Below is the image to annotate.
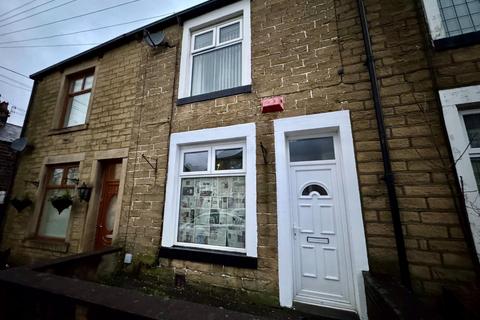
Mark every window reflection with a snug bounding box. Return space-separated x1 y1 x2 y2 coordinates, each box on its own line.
289 137 335 162
184 151 208 172
215 148 242 170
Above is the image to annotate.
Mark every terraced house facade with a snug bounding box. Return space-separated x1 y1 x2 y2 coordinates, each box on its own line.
1 0 480 318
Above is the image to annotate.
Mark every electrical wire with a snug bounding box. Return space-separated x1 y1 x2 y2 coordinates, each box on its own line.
0 43 99 48
0 65 30 79
0 79 32 91
0 0 41 18
0 0 57 23
0 0 78 29
0 0 141 37
0 74 32 89
0 13 173 45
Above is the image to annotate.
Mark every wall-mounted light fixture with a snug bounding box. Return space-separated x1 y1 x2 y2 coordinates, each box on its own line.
77 182 92 202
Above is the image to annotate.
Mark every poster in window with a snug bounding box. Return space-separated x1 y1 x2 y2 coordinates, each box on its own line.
178 224 194 243
209 226 227 246
195 209 210 225
177 176 246 248
183 187 194 196
194 225 209 244
209 209 220 224
227 226 245 248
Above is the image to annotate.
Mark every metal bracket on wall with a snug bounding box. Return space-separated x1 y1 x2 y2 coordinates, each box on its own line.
141 154 158 175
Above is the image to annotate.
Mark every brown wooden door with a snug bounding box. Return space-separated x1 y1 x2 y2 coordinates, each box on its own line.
95 161 121 249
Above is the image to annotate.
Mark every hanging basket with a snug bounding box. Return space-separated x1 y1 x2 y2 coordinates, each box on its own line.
50 193 73 214
10 197 32 213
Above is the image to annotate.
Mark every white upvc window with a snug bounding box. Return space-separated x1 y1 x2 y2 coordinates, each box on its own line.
162 123 257 257
422 0 480 40
460 109 480 193
440 85 480 261
178 0 251 99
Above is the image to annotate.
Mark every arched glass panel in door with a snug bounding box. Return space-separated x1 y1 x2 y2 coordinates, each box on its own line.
302 184 328 196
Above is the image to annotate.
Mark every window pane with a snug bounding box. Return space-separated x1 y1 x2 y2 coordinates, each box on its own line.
66 167 79 185
183 151 208 172
84 75 94 90
215 148 242 170
289 137 335 162
71 79 83 93
439 0 480 36
50 168 64 185
463 113 480 148
219 22 240 43
194 30 213 50
191 43 241 95
38 189 72 238
177 176 245 249
64 92 90 127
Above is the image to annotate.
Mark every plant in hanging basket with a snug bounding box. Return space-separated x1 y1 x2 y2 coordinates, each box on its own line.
49 191 73 214
10 195 33 213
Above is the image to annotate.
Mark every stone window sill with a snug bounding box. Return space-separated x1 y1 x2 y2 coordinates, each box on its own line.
159 246 257 269
48 124 88 136
433 30 480 51
176 85 252 106
22 238 69 253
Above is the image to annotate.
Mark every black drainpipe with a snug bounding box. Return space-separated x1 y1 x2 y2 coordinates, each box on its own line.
357 0 411 289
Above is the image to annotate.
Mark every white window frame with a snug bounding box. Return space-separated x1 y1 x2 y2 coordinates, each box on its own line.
178 0 251 99
440 85 480 261
162 123 257 257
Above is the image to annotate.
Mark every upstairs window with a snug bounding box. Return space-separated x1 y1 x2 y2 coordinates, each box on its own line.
177 0 251 101
438 0 480 37
191 19 243 96
63 70 94 127
423 0 480 47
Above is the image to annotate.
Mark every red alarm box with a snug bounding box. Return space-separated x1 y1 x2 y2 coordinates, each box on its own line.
261 96 284 113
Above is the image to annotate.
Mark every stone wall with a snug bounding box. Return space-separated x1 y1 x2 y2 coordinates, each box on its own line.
1 0 477 300
0 41 143 264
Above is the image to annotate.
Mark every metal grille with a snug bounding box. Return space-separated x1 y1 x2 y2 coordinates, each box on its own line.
438 0 480 37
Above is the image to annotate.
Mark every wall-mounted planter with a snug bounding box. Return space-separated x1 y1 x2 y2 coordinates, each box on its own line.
50 193 73 214
10 197 33 213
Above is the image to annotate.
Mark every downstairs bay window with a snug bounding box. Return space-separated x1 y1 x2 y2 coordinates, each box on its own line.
161 123 257 259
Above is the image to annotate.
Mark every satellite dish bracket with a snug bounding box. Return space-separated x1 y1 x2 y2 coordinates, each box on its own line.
143 29 172 48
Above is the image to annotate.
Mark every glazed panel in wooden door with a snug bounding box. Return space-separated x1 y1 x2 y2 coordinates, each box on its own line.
95 161 121 249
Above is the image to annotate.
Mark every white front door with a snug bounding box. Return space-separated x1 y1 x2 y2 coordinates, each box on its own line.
288 136 355 311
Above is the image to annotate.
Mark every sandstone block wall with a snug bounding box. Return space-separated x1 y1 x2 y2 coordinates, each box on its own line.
1 0 477 299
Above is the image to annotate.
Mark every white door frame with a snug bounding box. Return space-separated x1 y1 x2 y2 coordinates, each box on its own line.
274 110 369 319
